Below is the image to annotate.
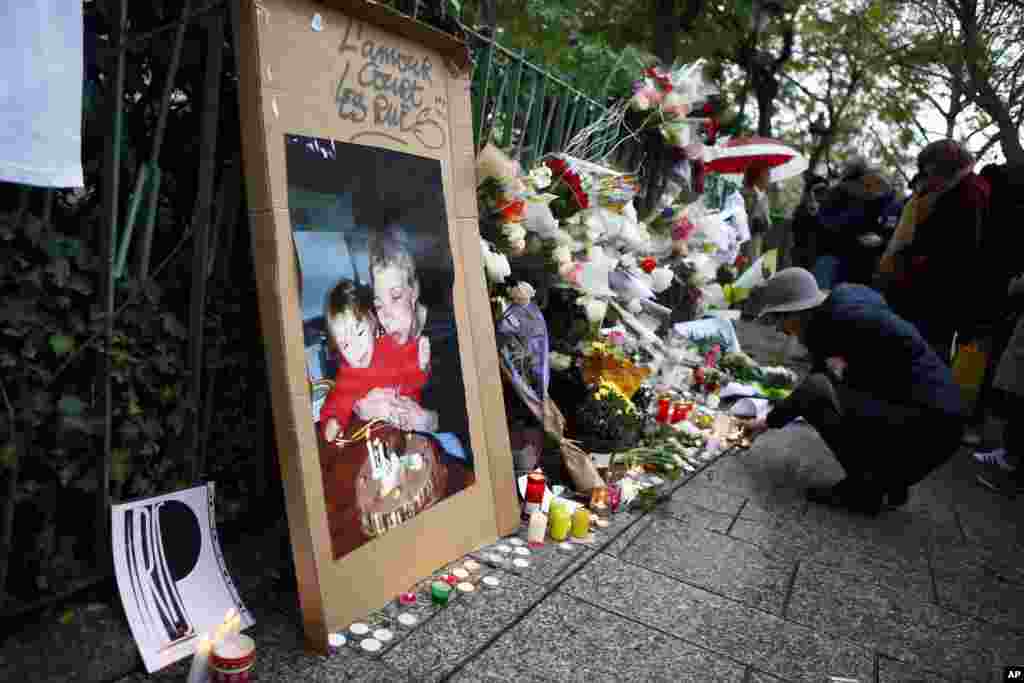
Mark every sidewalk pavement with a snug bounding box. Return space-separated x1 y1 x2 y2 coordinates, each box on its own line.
4 321 1022 682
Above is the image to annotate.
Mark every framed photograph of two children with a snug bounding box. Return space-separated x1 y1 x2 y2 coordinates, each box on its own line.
236 0 519 651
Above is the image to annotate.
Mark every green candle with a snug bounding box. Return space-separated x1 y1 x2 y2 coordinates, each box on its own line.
430 580 452 606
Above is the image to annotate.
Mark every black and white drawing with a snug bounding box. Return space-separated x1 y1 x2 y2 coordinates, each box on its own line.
112 484 252 673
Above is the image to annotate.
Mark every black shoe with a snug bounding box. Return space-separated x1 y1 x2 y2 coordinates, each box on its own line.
806 479 883 516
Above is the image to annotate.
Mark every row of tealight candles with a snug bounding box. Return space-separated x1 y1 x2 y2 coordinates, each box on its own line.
187 608 242 683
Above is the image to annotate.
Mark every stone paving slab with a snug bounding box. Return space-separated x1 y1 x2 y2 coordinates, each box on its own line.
876 654 955 683
447 591 745 683
561 553 874 683
724 514 935 604
785 558 1000 682
379 567 545 682
692 454 809 523
600 513 794 615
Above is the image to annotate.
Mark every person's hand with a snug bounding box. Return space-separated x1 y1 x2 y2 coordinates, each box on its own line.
353 388 400 422
739 417 769 439
323 418 341 443
824 355 847 381
393 397 439 432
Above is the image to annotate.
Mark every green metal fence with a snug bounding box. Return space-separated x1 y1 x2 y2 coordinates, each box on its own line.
464 26 623 167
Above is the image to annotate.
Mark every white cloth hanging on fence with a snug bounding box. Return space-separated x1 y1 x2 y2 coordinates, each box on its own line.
0 0 84 187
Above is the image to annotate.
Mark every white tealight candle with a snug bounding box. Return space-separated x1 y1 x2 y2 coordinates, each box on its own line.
452 568 469 580
463 560 481 572
349 623 370 636
482 576 500 587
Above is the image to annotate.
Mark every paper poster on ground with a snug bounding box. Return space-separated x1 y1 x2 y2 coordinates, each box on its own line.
111 483 252 673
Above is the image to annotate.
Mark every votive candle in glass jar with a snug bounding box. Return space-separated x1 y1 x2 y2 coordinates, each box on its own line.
527 511 547 547
548 502 572 541
523 469 546 520
571 507 591 538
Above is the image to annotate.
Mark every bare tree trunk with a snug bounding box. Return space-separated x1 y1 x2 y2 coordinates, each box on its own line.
187 10 225 483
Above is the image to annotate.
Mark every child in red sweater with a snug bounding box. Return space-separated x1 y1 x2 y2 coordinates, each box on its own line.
319 279 430 443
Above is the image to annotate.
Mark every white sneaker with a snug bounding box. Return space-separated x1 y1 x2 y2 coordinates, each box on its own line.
972 448 1017 472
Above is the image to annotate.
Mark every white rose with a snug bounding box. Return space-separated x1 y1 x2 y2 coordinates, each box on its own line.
578 296 609 325
552 245 573 264
651 267 674 293
628 298 644 315
528 165 553 190
509 281 536 305
502 222 527 243
484 249 511 284
524 201 558 238
619 252 637 269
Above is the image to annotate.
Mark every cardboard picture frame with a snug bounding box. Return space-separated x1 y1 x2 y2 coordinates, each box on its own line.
235 0 519 652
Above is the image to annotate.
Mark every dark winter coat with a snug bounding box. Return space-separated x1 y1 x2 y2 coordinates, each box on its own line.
801 284 965 417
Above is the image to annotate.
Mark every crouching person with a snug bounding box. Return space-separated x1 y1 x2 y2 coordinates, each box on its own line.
743 268 966 515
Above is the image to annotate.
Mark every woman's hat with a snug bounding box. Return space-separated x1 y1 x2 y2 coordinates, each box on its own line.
748 267 829 317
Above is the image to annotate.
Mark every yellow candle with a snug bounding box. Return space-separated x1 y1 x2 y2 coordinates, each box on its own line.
548 503 571 541
571 507 590 539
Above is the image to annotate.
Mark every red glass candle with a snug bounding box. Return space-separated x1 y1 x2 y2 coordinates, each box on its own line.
657 398 672 423
524 470 546 519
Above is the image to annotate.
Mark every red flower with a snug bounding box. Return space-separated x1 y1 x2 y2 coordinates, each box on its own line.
640 257 657 274
734 254 750 269
545 157 568 177
500 199 525 222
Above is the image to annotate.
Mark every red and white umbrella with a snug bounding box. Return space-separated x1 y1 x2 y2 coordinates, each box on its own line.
706 136 809 183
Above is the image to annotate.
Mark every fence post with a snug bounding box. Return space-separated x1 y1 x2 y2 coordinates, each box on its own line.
97 0 127 570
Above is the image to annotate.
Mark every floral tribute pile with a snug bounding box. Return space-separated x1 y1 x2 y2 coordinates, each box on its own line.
474 62 794 503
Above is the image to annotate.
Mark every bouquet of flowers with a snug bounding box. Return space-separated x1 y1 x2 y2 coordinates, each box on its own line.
575 378 643 450
545 156 591 221
581 340 652 399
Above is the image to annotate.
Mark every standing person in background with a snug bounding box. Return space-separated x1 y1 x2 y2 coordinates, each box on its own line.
813 157 894 289
791 174 829 271
894 139 990 361
740 162 773 263
973 272 1024 496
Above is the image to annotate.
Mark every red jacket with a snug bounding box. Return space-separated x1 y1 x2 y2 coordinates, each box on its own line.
319 334 428 436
